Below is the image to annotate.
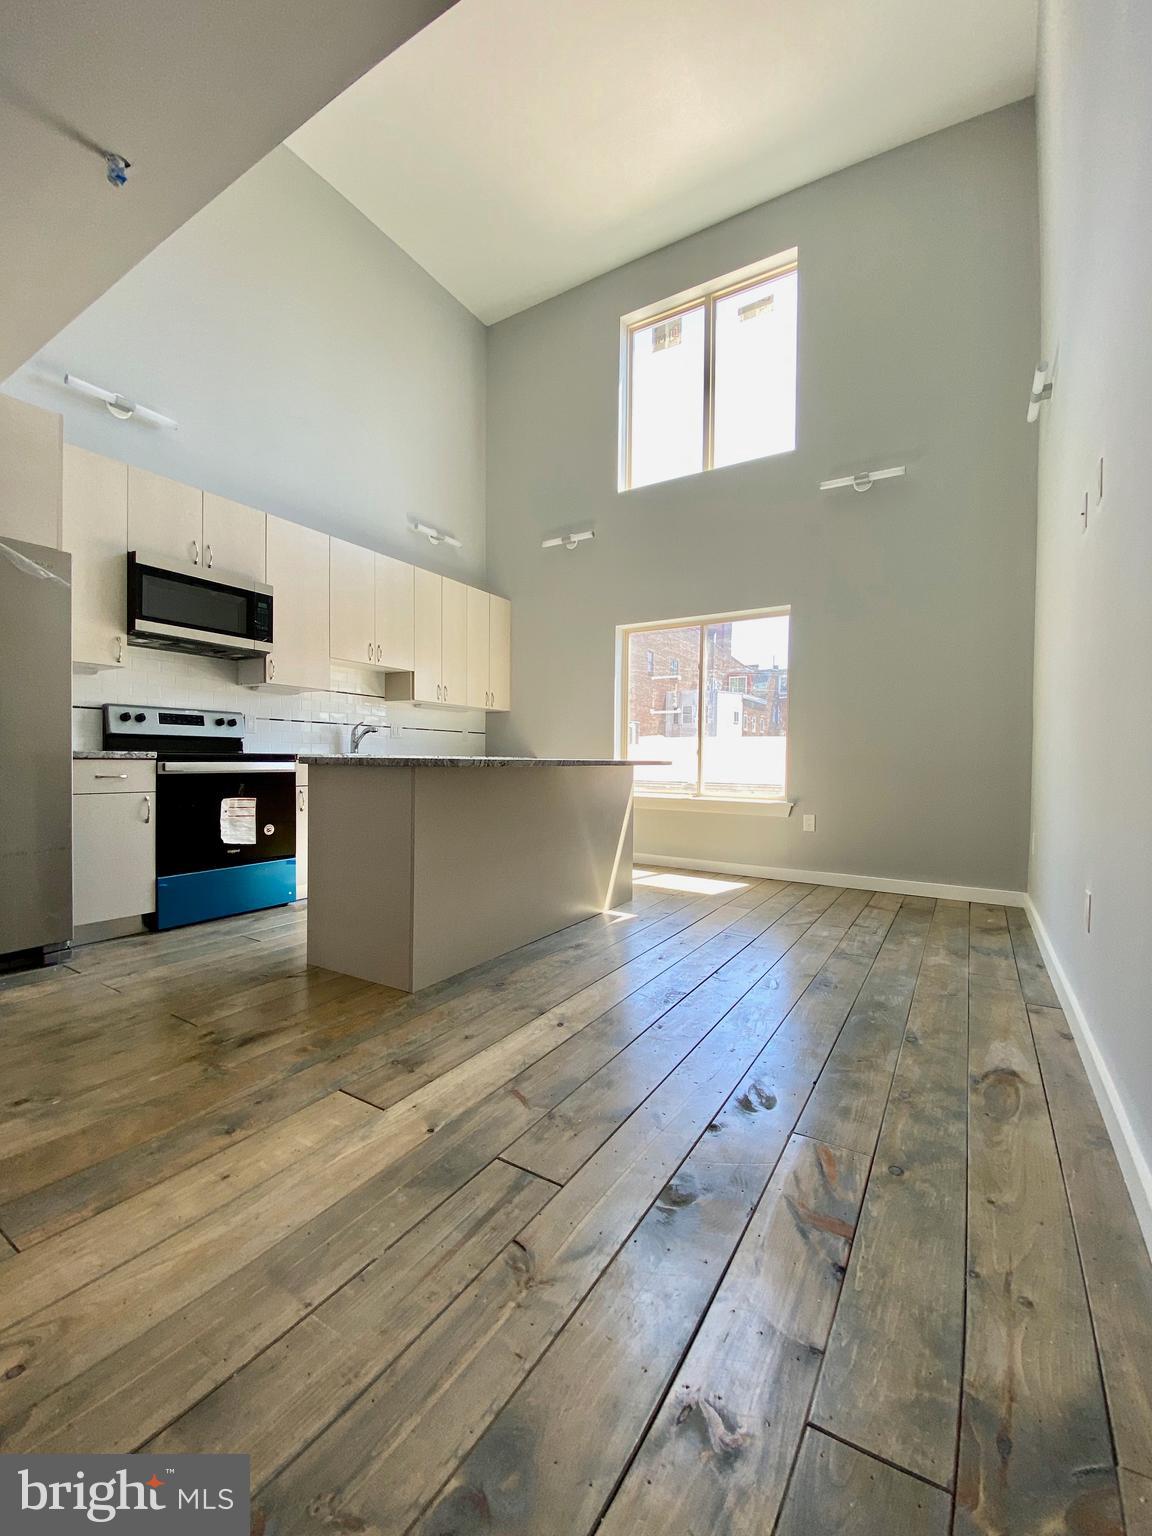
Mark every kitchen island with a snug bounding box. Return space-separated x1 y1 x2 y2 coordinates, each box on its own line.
299 756 643 991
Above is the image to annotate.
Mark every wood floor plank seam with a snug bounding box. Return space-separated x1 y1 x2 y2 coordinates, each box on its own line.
494 1155 562 1187
798 1421 954 1497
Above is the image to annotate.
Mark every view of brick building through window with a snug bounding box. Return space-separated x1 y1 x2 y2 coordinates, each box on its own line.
624 612 789 798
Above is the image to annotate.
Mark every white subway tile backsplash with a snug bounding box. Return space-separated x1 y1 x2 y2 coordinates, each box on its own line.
71 648 486 757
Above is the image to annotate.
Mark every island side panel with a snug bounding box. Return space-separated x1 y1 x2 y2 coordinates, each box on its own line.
305 763 416 989
410 766 634 991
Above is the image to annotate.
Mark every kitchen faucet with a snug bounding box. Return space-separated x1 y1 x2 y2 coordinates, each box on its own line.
350 722 382 754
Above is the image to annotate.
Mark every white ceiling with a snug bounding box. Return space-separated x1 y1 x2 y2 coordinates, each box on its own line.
288 0 1038 324
0 0 455 379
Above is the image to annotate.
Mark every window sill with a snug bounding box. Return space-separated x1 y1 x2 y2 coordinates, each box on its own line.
635 794 793 818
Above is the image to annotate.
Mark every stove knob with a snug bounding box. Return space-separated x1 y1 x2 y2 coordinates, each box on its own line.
118 711 131 722
227 717 237 727
133 713 146 723
215 717 226 726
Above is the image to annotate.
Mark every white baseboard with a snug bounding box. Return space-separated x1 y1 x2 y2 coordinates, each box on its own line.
634 852 1026 907
1025 898 1152 1258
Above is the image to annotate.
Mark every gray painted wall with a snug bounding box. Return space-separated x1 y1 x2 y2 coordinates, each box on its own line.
1032 1 1152 1233
3 145 486 582
486 103 1039 893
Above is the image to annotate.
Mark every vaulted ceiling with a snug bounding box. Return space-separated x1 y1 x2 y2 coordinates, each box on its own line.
289 0 1038 323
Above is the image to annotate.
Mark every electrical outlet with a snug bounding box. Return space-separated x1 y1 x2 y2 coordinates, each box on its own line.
1084 888 1093 934
802 813 816 832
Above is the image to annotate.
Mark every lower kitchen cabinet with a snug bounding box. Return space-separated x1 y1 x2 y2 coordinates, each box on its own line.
73 773 156 927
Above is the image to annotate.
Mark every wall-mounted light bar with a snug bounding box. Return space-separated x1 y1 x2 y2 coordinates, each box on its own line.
1027 361 1053 423
65 373 177 429
542 529 595 550
819 465 906 494
409 520 462 548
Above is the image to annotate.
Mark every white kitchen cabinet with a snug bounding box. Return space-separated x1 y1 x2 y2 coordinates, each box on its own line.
295 778 309 899
441 578 468 705
0 395 62 549
240 514 330 691
466 586 490 709
465 588 511 711
62 445 128 671
202 492 266 584
127 466 203 571
73 778 156 927
411 566 443 702
488 594 512 711
329 536 376 666
374 554 415 670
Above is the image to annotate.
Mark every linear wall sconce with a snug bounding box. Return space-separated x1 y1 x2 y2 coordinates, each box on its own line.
542 529 595 550
1027 362 1053 423
409 520 462 548
65 374 177 429
819 465 906 494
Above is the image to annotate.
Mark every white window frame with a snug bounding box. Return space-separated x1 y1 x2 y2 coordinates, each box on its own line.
616 605 793 814
618 248 799 493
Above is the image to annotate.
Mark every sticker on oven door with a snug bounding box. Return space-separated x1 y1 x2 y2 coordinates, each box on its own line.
220 796 257 844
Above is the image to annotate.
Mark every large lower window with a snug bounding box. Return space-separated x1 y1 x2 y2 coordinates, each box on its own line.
621 609 790 801
621 253 798 491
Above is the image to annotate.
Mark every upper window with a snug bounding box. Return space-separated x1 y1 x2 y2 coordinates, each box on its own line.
619 608 790 801
621 253 798 491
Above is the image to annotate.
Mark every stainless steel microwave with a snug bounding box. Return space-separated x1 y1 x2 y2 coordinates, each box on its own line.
127 554 273 659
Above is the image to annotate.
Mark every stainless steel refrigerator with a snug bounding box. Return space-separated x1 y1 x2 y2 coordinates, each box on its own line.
0 536 72 965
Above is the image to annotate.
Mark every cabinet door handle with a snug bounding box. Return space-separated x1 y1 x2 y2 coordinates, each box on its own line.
95 772 128 779
142 794 151 823
368 642 374 662
298 788 305 812
115 634 124 664
191 539 200 565
205 544 214 569
268 656 276 680
377 644 382 663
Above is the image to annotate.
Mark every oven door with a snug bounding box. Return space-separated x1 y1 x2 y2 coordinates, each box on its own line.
156 762 296 874
152 762 297 929
128 554 273 659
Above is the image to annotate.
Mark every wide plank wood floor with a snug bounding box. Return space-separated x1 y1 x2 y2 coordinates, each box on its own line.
1 866 1149 1534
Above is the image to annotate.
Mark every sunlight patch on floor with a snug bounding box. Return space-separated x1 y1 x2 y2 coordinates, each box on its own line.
632 869 749 895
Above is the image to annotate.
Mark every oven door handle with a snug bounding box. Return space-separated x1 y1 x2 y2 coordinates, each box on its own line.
157 761 297 774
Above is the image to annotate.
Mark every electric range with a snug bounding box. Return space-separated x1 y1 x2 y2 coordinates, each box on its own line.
102 705 297 930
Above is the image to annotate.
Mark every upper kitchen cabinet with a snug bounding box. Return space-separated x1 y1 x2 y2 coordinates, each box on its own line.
0 395 62 549
127 466 202 571
441 578 468 705
466 586 490 708
465 587 511 710
62 445 128 671
374 554 415 670
329 536 376 666
411 565 443 702
488 594 511 711
202 493 266 585
240 514 330 691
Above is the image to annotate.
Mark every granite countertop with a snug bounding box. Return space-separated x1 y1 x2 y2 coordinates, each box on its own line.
74 750 157 760
299 755 659 768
